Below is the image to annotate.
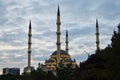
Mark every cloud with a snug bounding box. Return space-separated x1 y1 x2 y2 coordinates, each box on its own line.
0 0 120 74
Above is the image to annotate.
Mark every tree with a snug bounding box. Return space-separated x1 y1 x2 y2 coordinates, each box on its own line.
57 65 75 80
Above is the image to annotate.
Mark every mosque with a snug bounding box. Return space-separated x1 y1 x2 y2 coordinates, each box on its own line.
24 5 100 74
39 6 77 71
23 6 77 74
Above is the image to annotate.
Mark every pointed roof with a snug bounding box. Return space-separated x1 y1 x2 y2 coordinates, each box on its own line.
29 20 31 29
57 5 60 16
96 19 98 28
66 30 68 37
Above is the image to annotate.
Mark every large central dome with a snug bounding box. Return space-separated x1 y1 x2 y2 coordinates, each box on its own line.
52 50 69 55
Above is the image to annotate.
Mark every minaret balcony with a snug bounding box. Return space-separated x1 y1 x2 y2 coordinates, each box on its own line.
28 34 32 36
96 33 99 35
96 41 99 43
28 42 32 44
28 51 31 53
56 22 61 25
56 42 61 45
56 32 61 35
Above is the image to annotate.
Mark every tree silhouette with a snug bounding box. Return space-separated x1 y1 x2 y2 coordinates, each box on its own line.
72 23 120 80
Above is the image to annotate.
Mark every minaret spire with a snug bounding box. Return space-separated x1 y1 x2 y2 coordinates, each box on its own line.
96 19 100 53
57 5 60 16
56 5 61 67
28 20 32 68
65 30 69 54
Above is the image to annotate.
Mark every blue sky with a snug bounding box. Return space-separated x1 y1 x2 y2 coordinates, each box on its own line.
0 0 120 74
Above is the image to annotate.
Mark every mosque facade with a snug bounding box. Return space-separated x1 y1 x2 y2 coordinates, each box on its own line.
23 5 101 73
39 6 77 71
23 5 101 74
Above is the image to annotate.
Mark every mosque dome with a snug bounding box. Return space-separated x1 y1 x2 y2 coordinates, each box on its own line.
64 58 73 62
52 50 69 55
45 59 55 63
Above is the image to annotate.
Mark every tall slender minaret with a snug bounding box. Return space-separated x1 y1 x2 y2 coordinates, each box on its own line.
65 30 69 54
96 19 100 52
28 20 32 68
56 5 61 67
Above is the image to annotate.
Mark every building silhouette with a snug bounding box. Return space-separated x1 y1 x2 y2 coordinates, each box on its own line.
39 6 77 71
3 68 20 75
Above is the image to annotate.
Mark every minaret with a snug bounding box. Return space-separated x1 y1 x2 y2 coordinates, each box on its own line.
65 30 69 54
56 5 61 67
96 19 100 53
28 20 32 68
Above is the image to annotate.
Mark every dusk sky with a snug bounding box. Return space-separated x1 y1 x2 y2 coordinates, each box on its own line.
0 0 120 74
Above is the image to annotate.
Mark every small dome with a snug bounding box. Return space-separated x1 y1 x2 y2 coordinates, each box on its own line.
64 58 73 62
52 50 68 55
46 59 55 63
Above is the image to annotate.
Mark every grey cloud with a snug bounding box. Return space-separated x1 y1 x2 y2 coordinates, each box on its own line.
0 0 120 73
0 28 27 46
72 53 88 63
69 26 94 37
0 49 26 62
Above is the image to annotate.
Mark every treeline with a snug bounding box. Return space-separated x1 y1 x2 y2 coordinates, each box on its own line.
0 24 120 80
73 23 120 80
